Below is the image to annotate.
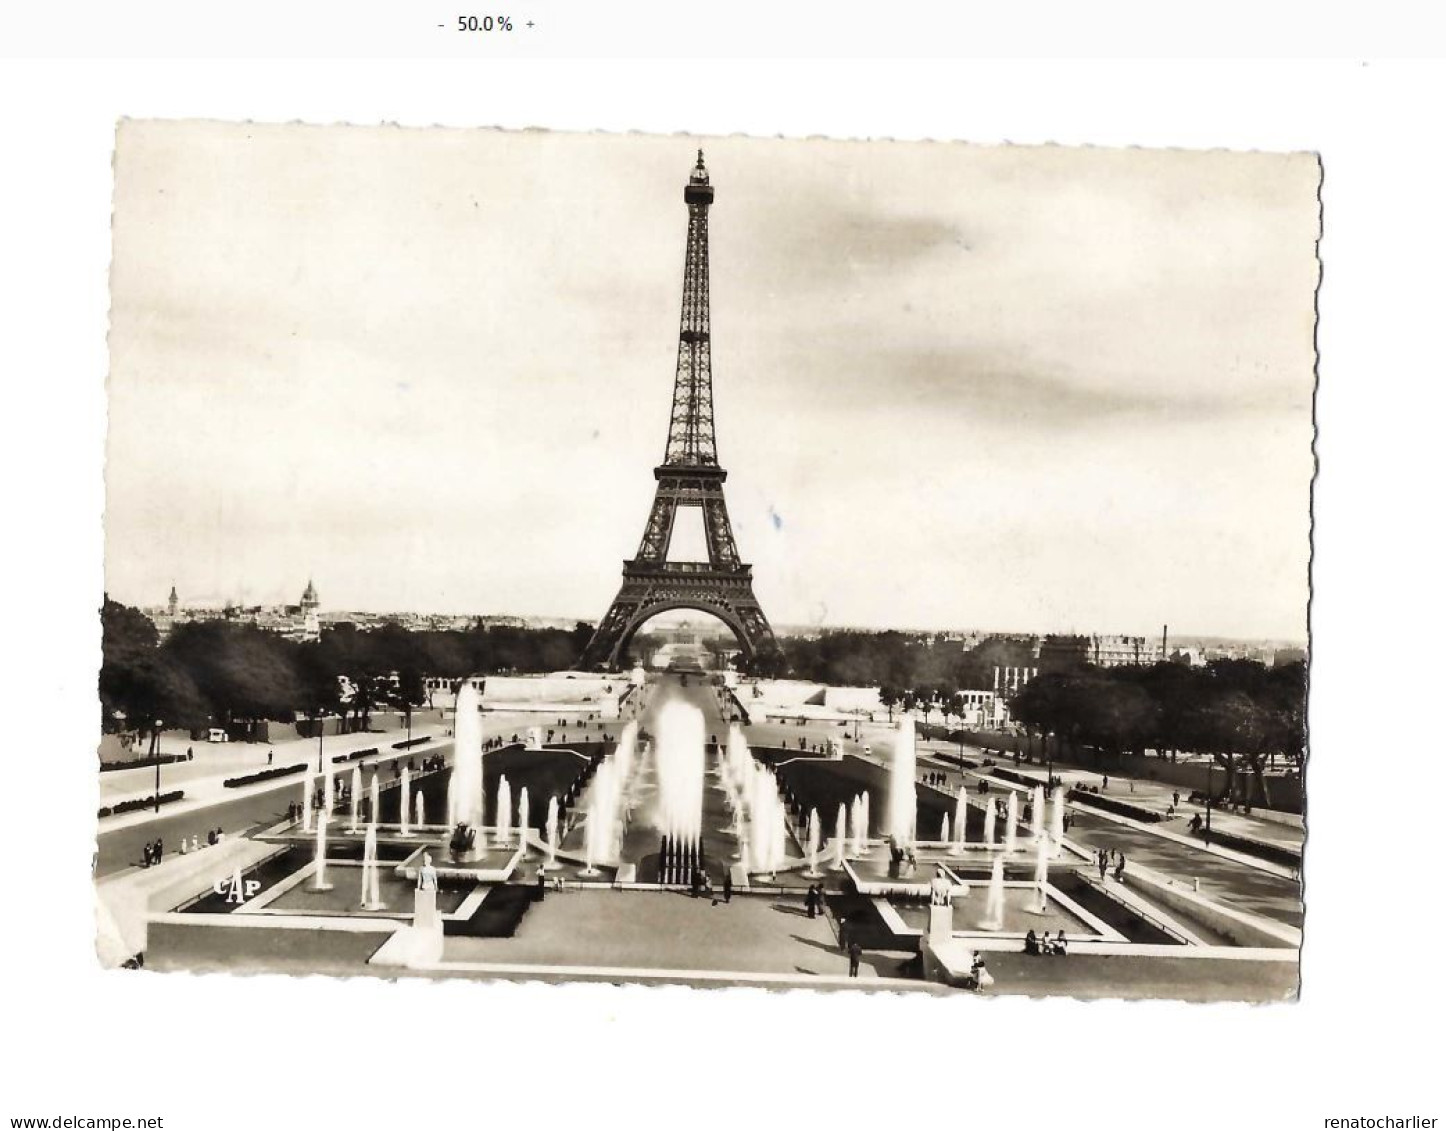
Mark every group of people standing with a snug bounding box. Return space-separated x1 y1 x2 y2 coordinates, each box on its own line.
140 826 225 867
1095 847 1127 883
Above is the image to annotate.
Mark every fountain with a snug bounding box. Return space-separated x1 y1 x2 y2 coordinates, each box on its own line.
940 813 951 847
495 776 512 847
859 792 872 855
309 812 333 891
952 791 968 855
833 803 847 870
983 804 996 849
369 772 380 832
1049 786 1065 857
302 773 314 833
414 791 425 830
349 765 362 832
888 717 917 846
324 758 335 812
653 698 706 882
544 795 560 871
1033 835 1050 913
1030 784 1045 841
448 683 485 829
399 767 412 837
804 808 821 877
1004 791 1019 853
982 857 1006 930
517 788 530 858
850 795 866 857
359 824 385 910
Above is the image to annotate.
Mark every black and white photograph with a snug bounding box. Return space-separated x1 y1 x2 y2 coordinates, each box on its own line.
94 121 1317 1000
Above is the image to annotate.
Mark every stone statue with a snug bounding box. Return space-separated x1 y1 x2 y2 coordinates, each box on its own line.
417 851 438 892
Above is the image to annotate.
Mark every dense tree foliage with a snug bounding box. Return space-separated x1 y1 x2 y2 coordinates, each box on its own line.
743 630 1037 691
1009 659 1307 805
98 599 595 734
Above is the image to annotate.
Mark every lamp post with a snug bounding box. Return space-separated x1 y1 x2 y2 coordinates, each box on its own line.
152 719 164 812
1205 756 1214 846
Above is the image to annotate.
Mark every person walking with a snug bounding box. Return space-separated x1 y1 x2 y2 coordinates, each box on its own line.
847 939 863 978
1097 850 1107 882
1114 853 1127 883
722 869 733 904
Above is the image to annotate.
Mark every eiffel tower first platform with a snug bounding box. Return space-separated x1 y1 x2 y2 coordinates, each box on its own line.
579 152 776 671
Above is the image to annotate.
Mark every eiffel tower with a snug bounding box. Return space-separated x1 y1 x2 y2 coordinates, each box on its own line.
579 151 775 671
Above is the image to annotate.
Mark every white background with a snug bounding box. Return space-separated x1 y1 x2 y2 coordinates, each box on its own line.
1 31 1443 1131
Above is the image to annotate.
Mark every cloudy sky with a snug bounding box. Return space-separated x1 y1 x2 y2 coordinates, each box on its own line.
106 122 1318 640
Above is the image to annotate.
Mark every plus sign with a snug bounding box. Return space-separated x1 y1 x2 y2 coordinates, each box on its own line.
527 19 534 26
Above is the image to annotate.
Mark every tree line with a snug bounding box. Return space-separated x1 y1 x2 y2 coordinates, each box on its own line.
745 630 1038 694
99 599 594 739
1008 659 1307 806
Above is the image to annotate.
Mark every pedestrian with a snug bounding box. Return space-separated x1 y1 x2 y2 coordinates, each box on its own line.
268 751 273 765
1102 775 1109 791
848 939 863 978
805 885 818 918
1114 854 1126 883
723 869 733 904
1097 852 1107 881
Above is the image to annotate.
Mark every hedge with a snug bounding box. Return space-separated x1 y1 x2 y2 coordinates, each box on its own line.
100 753 187 773
224 763 306 788
392 736 432 750
336 746 379 764
1192 825 1302 868
99 790 184 818
1067 788 1164 824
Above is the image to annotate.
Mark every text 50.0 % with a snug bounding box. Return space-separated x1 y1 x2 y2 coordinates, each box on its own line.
457 15 513 30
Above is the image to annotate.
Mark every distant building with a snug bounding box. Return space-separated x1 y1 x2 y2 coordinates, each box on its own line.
993 666 1038 696
1271 646 1307 667
1089 634 1163 668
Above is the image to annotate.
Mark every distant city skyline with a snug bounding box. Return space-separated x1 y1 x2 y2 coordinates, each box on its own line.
106 123 1318 642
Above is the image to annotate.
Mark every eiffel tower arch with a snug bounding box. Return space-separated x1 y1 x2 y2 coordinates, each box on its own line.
580 152 776 671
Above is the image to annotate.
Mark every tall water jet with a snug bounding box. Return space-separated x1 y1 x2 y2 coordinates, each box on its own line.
1004 791 1019 853
834 803 847 870
859 792 872 855
939 813 951 847
545 795 560 870
309 811 333 891
804 808 822 877
1033 835 1050 913
359 824 385 910
888 717 918 846
982 857 1006 930
324 757 335 813
414 790 425 830
349 765 362 832
517 788 531 858
399 767 412 837
952 791 968 855
983 804 997 849
302 773 314 833
369 772 380 830
448 682 485 829
851 795 866 857
653 698 706 879
495 776 512 847
1049 785 1065 856
1030 785 1045 841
